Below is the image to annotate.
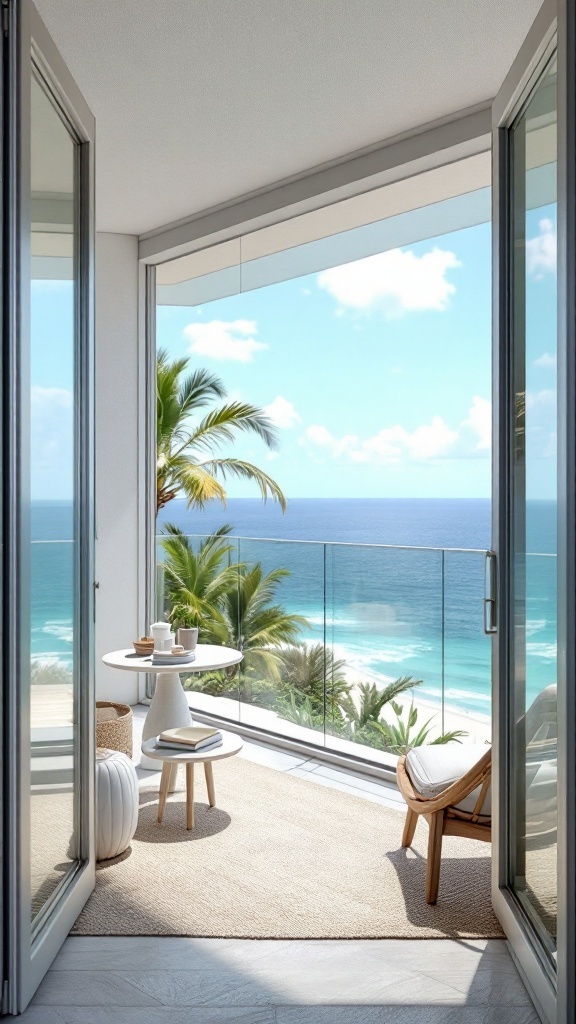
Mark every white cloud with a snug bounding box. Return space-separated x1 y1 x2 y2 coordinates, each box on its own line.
184 319 267 362
534 352 557 369
460 396 491 452
317 246 461 316
302 397 491 466
526 389 556 409
526 218 556 278
263 395 301 429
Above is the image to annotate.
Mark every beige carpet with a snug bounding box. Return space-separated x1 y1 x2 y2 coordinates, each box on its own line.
72 757 503 939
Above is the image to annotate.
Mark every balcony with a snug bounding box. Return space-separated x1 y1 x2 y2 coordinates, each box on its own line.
26 533 545 1021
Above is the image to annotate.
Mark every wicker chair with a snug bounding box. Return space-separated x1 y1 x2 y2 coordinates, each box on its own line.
397 685 558 905
397 745 492 905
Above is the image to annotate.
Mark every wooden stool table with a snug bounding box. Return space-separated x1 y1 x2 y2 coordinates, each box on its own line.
141 730 243 830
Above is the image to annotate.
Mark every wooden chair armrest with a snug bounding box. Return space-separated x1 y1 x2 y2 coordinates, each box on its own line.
397 747 492 815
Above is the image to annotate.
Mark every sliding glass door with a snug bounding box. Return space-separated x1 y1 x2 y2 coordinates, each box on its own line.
3 0 95 1012
492 2 576 1022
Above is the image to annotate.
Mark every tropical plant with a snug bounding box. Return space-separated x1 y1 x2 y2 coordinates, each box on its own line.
338 676 422 746
374 700 467 755
276 691 326 730
168 604 198 631
211 563 309 683
160 525 241 637
157 349 286 514
278 642 352 718
30 659 73 686
277 673 467 751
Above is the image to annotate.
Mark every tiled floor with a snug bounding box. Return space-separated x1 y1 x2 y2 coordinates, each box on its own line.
17 706 538 1023
20 937 538 1023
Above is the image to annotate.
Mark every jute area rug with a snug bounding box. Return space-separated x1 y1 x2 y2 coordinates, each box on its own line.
72 757 503 939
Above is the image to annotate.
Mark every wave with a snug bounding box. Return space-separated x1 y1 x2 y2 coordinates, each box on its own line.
305 614 359 628
445 687 491 703
527 641 557 660
39 621 74 644
526 619 548 636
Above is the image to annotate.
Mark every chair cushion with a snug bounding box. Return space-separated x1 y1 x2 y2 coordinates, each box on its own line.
526 758 557 834
405 744 491 816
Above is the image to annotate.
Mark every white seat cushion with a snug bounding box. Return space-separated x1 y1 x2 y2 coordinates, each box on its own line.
405 744 491 816
526 759 557 834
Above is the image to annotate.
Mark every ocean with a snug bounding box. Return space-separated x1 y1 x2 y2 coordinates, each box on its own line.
32 498 558 717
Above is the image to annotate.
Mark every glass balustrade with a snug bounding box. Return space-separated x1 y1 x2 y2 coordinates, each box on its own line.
156 534 500 763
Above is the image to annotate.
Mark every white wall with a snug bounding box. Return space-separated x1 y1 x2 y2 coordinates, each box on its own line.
95 232 143 704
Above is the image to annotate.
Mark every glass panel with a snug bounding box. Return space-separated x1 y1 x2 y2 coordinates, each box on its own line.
325 545 445 756
236 539 325 742
156 533 490 758
29 73 78 919
510 55 558 950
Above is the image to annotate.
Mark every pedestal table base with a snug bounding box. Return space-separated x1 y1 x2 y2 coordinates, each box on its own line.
140 671 191 785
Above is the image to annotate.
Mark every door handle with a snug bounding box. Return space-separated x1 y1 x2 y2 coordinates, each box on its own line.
484 550 497 634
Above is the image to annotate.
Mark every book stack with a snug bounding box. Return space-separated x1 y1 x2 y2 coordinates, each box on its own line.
155 726 223 753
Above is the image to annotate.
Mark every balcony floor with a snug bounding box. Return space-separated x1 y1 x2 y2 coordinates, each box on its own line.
18 707 537 1022
21 934 537 1023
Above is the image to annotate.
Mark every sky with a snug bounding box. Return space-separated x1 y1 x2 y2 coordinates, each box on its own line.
155 201 557 502
29 192 558 503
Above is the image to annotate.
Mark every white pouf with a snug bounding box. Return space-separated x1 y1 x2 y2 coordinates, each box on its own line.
96 749 139 861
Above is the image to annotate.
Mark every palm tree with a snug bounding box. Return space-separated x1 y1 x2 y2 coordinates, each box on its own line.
157 349 286 514
213 564 309 684
160 525 241 638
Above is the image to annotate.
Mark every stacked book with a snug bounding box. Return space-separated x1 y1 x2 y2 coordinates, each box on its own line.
155 726 223 753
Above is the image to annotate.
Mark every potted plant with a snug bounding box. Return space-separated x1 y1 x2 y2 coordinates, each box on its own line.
169 604 199 651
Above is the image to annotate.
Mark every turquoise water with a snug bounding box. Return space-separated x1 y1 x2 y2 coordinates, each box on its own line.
33 498 558 714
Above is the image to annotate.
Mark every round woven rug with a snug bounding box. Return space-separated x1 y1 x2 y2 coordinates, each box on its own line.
71 757 503 938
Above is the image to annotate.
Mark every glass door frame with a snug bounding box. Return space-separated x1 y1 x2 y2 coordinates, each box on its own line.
3 0 95 1012
492 1 576 1022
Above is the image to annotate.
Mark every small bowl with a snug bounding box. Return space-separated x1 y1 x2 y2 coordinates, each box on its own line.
133 637 154 656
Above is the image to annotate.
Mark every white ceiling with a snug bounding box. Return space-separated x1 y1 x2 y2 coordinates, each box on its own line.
35 0 543 237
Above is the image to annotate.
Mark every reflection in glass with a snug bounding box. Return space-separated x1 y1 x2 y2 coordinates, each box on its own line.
510 55 558 948
30 73 78 919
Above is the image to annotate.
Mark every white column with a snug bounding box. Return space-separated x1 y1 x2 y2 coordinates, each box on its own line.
95 232 143 704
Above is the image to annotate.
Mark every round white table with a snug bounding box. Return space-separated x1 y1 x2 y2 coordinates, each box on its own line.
141 730 243 830
102 646 243 774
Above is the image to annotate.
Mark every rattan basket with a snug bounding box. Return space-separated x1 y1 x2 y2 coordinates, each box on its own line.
95 701 133 757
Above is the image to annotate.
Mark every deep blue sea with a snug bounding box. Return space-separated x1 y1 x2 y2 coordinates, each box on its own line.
32 498 558 716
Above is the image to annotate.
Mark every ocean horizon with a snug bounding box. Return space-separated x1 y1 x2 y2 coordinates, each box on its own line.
32 497 557 718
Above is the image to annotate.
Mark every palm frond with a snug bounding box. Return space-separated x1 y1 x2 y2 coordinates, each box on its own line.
199 459 287 511
176 403 279 456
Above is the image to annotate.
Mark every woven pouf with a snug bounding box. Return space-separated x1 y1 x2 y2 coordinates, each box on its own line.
96 701 133 757
96 749 139 861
